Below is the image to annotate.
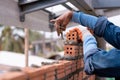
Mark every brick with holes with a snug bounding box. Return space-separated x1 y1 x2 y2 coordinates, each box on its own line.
66 30 78 42
64 45 80 59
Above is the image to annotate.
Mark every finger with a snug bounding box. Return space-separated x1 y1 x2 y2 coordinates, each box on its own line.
87 28 94 34
57 28 61 36
60 27 66 31
50 19 56 23
62 18 70 31
54 22 61 36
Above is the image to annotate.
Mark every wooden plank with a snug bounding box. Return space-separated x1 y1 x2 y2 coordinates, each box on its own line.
24 28 29 67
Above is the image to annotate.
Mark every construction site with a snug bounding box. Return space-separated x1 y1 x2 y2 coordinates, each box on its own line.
0 0 120 80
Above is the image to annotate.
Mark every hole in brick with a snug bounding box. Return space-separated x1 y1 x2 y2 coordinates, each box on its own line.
69 34 70 36
73 38 74 40
72 34 74 36
70 48 72 50
67 47 69 50
70 52 72 54
69 38 70 40
67 52 69 54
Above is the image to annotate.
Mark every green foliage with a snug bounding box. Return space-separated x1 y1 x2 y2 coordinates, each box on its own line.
29 30 42 43
0 26 43 54
0 27 24 53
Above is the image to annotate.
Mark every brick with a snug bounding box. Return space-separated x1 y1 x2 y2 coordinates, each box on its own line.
81 59 84 68
23 65 56 80
0 72 27 80
89 75 95 80
57 72 65 79
66 30 78 42
83 71 88 79
52 62 66 79
45 76 55 80
70 76 74 80
78 71 83 80
74 74 78 80
64 45 80 57
45 71 55 77
77 59 81 69
30 76 44 80
22 67 44 79
63 28 85 80
40 65 56 72
65 68 71 75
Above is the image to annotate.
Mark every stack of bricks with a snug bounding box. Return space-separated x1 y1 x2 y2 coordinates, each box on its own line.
64 28 95 80
0 28 95 80
64 28 83 60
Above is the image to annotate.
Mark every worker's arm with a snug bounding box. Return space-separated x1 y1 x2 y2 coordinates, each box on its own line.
71 12 98 30
84 47 120 77
76 27 120 77
72 12 120 49
82 29 120 77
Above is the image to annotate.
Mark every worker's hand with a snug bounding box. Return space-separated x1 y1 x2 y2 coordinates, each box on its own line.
87 28 94 34
72 26 92 41
50 11 73 36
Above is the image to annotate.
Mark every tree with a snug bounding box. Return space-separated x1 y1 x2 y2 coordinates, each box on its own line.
1 27 24 53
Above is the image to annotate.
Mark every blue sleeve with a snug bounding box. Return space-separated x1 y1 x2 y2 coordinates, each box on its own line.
71 12 98 30
83 35 97 56
94 17 120 49
84 48 120 77
72 12 120 49
83 34 120 77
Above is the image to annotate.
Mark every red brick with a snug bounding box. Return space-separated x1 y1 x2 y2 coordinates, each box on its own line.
81 59 84 68
0 72 27 80
57 72 65 79
23 65 56 80
64 45 80 57
30 76 44 80
89 75 95 80
22 67 44 79
45 71 55 78
78 71 83 80
66 30 78 42
45 76 55 80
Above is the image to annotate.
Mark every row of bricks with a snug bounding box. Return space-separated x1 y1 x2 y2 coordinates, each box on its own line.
0 29 95 80
66 28 94 80
0 60 95 80
68 71 95 80
0 71 94 80
0 60 91 80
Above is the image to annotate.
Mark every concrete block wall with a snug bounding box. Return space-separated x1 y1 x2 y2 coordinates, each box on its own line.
0 28 95 80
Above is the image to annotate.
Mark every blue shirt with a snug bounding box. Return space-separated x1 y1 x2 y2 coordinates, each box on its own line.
72 12 120 77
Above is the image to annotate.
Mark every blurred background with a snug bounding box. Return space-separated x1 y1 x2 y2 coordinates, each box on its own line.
0 0 120 80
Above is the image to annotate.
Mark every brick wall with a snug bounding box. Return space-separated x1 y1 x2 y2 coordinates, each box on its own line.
0 28 95 80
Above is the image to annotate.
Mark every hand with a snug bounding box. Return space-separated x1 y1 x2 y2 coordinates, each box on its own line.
50 11 73 36
87 28 94 34
72 26 92 41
